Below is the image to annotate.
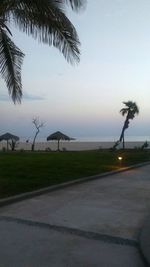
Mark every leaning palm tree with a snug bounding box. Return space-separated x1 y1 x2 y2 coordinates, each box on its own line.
119 101 139 149
0 0 85 103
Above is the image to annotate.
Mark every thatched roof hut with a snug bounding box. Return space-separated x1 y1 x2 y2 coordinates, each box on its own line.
0 132 19 150
47 131 72 151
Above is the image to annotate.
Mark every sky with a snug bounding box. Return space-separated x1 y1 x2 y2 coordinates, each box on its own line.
0 0 150 140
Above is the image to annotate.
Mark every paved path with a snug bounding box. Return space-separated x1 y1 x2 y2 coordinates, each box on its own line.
0 165 150 266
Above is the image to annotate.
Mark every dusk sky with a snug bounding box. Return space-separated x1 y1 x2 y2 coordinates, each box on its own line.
0 0 150 140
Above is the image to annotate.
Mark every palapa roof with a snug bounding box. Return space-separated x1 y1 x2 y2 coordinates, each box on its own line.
47 131 71 141
0 132 19 141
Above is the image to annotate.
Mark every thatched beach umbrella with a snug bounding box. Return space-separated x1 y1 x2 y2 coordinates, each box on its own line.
47 131 72 151
0 132 19 150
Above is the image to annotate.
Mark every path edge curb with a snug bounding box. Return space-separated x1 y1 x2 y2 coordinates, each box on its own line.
0 161 150 207
139 215 150 266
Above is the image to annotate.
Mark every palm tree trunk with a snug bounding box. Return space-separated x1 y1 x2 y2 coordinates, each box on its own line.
119 125 125 143
119 127 125 150
119 118 129 149
123 133 125 149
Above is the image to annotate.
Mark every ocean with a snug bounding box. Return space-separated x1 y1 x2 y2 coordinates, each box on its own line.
19 136 150 142
0 136 149 151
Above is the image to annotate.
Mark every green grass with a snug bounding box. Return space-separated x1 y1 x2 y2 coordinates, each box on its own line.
0 150 149 198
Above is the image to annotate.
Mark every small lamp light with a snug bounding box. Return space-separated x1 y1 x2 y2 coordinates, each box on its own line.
118 156 123 167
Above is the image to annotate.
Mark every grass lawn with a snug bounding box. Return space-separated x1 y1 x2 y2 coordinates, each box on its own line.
0 150 149 199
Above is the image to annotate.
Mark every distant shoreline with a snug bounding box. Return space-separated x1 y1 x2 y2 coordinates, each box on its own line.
0 141 149 151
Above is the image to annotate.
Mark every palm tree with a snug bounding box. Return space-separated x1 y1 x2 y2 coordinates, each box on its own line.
119 101 139 149
0 0 85 103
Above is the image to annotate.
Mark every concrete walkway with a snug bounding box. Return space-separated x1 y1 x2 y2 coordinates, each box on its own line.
0 164 150 266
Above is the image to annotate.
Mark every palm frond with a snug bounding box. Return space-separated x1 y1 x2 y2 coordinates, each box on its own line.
120 108 128 116
123 101 139 111
5 0 80 64
123 101 133 108
132 103 139 114
0 18 12 35
0 0 83 103
0 28 24 103
121 101 139 118
65 0 86 11
0 1 11 15
1 0 86 12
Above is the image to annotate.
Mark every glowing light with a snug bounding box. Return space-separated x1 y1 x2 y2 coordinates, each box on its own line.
118 156 123 161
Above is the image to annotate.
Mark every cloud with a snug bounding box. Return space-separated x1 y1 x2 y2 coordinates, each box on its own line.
0 92 44 101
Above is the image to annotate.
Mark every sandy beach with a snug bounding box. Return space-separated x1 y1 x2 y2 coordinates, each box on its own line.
0 141 148 151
